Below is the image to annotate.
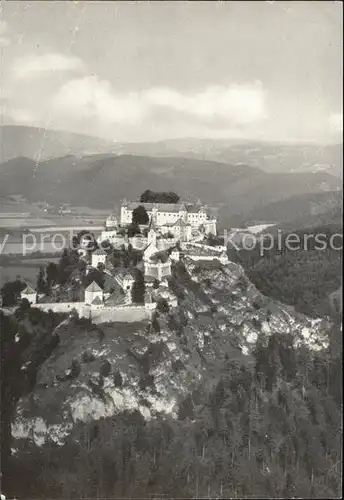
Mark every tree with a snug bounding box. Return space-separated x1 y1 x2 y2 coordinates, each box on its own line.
132 205 149 225
36 266 46 293
140 190 180 204
114 370 123 388
127 222 141 238
100 360 112 377
131 270 145 304
46 262 59 288
97 262 105 273
157 298 170 313
84 268 105 289
1 279 25 307
74 230 97 251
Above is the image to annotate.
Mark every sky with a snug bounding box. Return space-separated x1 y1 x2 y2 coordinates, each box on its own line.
0 0 342 143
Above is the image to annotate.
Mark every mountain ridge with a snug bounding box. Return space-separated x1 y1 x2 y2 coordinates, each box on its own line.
0 153 341 227
1 125 342 177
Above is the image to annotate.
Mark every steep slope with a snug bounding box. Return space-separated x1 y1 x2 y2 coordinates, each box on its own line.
229 190 343 228
2 258 341 498
12 259 331 444
228 224 342 318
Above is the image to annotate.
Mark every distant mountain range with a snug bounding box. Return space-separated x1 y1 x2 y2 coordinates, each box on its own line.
0 125 342 230
0 153 341 227
1 125 342 177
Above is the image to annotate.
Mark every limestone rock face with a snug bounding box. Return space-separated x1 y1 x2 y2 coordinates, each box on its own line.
12 259 331 446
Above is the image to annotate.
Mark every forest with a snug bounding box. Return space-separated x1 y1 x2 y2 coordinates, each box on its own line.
227 224 342 318
1 302 342 499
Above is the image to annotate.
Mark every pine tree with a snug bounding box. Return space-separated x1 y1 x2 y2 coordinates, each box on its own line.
36 266 46 293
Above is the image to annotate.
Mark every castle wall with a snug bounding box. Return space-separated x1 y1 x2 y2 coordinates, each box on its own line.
129 236 148 250
181 242 226 253
33 302 155 322
120 203 215 232
187 255 228 264
156 238 177 251
34 302 83 314
160 262 172 277
156 212 179 226
86 305 154 323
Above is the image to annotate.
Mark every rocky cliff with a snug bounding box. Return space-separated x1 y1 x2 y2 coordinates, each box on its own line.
12 258 331 446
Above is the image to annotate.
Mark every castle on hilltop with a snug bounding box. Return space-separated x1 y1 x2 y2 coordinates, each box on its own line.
120 198 217 236
16 195 226 324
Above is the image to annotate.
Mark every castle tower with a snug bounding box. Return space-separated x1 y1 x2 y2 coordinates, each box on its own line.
105 214 118 232
120 199 128 225
178 203 188 223
148 215 158 246
148 227 157 246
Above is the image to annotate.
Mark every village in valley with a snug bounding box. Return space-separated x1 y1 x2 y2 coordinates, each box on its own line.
19 191 229 323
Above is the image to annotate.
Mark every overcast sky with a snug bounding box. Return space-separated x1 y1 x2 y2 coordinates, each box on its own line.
0 1 342 143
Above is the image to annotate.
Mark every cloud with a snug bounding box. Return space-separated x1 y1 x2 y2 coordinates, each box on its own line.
145 83 266 124
0 20 10 47
10 53 85 80
329 112 343 133
6 107 38 124
51 76 267 130
52 76 144 125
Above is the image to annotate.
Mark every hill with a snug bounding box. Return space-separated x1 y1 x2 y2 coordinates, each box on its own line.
110 138 343 178
228 223 343 318
1 126 342 177
0 154 341 226
0 125 116 162
1 258 341 498
230 190 343 229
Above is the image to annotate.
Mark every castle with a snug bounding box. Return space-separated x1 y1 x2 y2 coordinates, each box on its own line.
17 196 227 323
120 199 217 236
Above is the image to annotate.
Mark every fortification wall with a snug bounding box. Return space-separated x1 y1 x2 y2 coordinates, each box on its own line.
157 239 177 251
181 242 226 253
35 302 83 314
187 255 228 264
34 302 155 323
87 305 154 323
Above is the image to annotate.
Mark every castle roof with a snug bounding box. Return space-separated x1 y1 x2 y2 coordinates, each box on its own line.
105 286 127 306
93 248 107 256
85 280 103 292
91 296 103 305
149 251 170 263
186 204 206 213
123 201 204 214
106 213 118 222
21 285 36 295
106 214 118 227
117 271 135 281
144 241 159 257
172 217 190 228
